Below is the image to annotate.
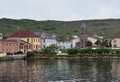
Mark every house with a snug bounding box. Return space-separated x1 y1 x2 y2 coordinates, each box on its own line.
9 30 41 51
0 39 30 54
57 41 72 49
111 38 120 48
19 40 31 53
34 32 57 49
71 38 79 48
71 37 97 48
0 39 19 53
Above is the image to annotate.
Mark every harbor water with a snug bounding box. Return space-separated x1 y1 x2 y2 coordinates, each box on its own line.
0 59 120 82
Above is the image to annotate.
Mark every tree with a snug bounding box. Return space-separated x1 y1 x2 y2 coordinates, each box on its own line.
86 41 92 47
108 40 112 47
95 39 101 46
104 39 109 47
44 44 58 54
100 39 109 47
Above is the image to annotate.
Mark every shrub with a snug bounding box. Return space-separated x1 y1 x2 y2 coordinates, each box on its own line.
27 51 37 58
67 48 78 54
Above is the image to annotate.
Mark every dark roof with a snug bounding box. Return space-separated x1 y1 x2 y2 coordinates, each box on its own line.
34 32 43 36
10 30 39 38
81 22 86 28
34 32 56 39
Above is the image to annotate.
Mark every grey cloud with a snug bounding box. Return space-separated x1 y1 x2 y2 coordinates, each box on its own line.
0 0 120 21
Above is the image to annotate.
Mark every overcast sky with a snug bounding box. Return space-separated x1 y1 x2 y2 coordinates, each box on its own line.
0 0 120 21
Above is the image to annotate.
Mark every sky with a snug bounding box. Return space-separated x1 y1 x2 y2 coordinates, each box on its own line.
0 0 120 21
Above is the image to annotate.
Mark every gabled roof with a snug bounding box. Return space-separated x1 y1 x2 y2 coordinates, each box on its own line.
10 30 39 38
34 32 56 39
34 32 48 39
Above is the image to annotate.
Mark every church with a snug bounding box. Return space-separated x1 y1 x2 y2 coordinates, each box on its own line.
72 23 97 48
79 23 88 48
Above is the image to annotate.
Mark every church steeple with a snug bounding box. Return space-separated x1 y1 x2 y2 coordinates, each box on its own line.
80 22 87 34
81 22 86 28
79 22 88 48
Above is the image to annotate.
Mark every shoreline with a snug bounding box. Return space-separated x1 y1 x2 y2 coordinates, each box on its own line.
1 55 120 60
26 56 120 60
0 55 26 60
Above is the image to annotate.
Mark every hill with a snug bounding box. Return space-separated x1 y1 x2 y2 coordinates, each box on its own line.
0 18 120 39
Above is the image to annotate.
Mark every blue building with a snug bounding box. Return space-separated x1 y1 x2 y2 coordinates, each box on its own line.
34 32 57 49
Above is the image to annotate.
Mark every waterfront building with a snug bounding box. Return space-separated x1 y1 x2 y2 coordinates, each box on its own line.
57 41 72 49
111 38 120 48
19 40 31 53
0 39 30 54
0 39 19 53
87 37 97 47
34 32 57 49
71 37 97 48
9 30 41 51
71 37 79 48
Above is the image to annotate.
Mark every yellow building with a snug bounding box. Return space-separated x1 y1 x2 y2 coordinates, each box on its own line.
9 30 41 52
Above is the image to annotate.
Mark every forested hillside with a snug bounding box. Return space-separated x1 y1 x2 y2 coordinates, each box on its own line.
0 18 120 39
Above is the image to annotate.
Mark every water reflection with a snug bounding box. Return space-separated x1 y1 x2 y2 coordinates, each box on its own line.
0 60 27 81
0 59 120 82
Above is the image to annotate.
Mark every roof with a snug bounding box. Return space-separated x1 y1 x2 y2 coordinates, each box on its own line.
20 40 30 44
0 39 18 42
81 22 86 28
20 40 30 45
34 32 56 39
10 30 39 38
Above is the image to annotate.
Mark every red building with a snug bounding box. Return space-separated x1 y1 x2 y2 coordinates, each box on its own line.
9 30 41 52
0 39 31 54
0 39 19 53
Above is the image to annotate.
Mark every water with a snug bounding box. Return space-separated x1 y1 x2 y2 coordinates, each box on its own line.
0 59 120 82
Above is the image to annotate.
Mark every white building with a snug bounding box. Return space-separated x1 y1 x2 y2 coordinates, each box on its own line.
57 41 72 49
71 37 97 48
88 37 97 47
34 32 57 49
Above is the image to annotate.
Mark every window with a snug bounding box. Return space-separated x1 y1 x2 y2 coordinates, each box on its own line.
44 39 45 43
36 45 37 49
6 44 8 46
27 39 29 42
114 40 117 43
